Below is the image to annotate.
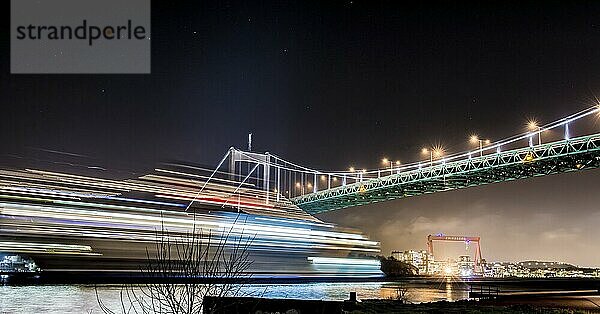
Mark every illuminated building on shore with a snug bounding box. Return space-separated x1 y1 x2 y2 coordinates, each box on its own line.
390 247 600 278
457 255 475 277
483 261 599 278
391 250 433 274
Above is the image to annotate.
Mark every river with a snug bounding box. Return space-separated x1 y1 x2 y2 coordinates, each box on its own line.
0 280 470 313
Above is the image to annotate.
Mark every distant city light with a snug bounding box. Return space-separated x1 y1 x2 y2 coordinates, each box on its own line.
444 266 454 275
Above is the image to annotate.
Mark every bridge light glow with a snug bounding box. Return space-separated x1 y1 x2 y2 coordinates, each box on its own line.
527 119 543 145
527 119 539 130
432 146 444 158
469 134 479 144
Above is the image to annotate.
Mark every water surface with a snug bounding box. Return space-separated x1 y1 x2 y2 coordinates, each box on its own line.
0 280 470 313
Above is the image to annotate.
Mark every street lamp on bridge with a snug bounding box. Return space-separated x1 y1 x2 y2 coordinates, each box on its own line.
421 146 444 166
469 135 491 157
382 158 401 175
527 119 542 146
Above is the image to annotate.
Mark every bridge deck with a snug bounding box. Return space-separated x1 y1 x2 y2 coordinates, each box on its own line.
291 133 600 214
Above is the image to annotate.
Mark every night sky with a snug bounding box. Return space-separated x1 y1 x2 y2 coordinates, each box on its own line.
3 1 600 265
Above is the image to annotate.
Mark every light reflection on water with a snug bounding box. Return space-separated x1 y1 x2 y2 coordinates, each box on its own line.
0 280 470 313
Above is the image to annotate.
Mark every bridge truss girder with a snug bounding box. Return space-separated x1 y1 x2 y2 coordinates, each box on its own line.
292 134 600 214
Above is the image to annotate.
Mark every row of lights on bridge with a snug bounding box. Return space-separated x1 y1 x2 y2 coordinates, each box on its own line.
285 105 600 194
345 117 563 172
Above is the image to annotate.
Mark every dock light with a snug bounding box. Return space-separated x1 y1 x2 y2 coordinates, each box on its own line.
349 167 355 172
321 175 327 181
382 158 389 164
444 266 454 276
295 182 301 187
307 183 312 188
421 148 429 154
395 160 401 165
332 177 338 182
361 169 367 173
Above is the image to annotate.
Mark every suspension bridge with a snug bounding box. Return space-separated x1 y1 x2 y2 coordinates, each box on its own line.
208 105 600 215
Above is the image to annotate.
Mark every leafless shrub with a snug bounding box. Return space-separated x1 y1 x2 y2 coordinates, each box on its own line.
387 281 411 304
96 213 256 314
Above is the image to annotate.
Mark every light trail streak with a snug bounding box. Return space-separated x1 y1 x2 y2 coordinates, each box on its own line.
0 164 383 277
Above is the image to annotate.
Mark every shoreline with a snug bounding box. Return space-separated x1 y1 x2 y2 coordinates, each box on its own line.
203 295 600 313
